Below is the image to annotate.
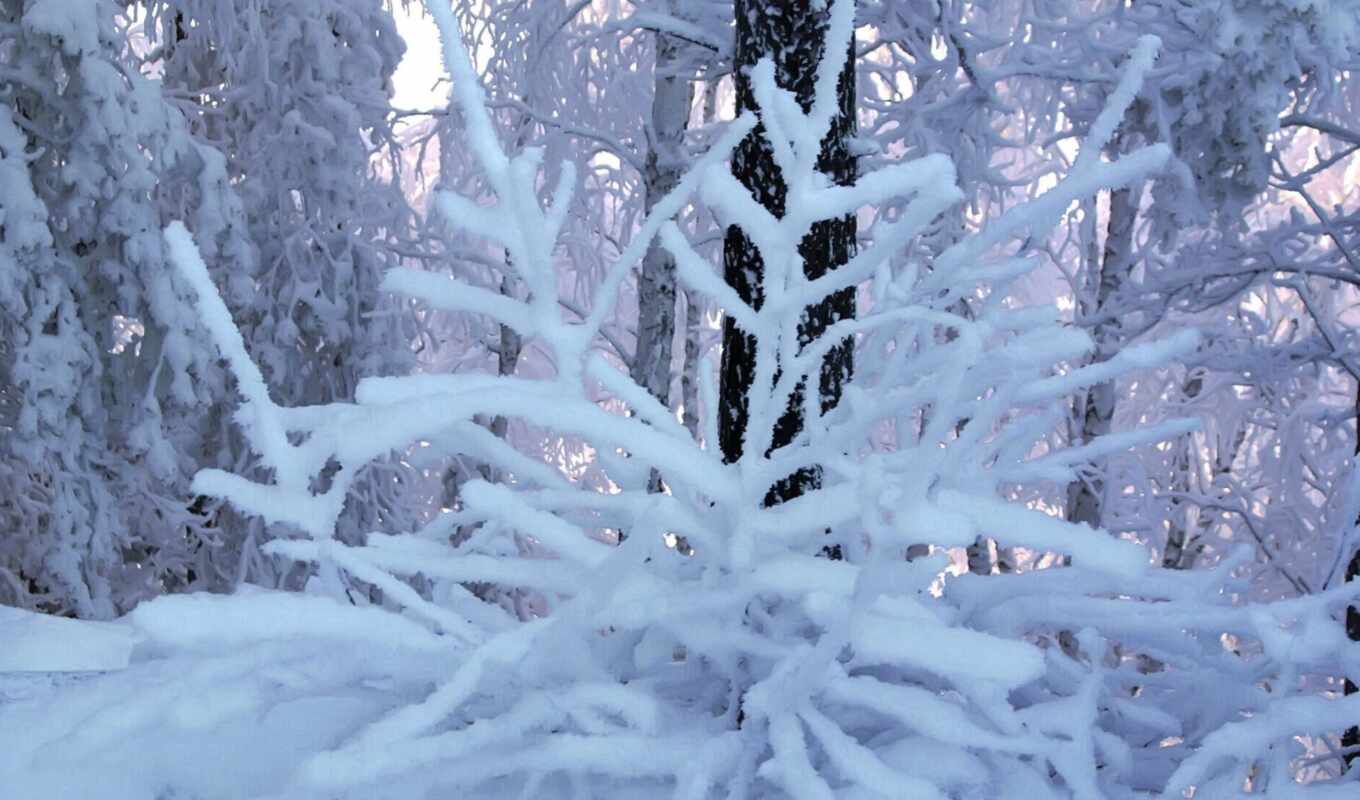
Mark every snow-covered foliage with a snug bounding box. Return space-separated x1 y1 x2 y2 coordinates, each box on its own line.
7 4 1358 797
873 0 1360 591
0 0 258 616
141 0 425 585
1143 0 1360 232
1003 0 1360 239
1051 0 1360 592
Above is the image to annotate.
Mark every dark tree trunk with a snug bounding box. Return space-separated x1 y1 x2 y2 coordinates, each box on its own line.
719 0 857 523
1346 386 1360 767
1345 547 1360 767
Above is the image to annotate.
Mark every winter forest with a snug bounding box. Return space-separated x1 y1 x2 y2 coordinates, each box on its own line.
6 0 1360 797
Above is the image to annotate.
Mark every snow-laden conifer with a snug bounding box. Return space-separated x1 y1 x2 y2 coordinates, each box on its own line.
0 0 256 616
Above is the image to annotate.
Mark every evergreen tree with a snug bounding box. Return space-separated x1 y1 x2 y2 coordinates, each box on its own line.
0 0 256 615
145 0 421 585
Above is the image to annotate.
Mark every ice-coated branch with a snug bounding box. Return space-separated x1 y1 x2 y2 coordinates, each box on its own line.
412 0 756 391
163 223 296 487
163 224 354 604
381 267 536 336
581 114 756 342
1072 35 1161 174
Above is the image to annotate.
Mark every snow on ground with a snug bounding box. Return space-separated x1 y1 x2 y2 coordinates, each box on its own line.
0 606 141 765
0 592 455 799
0 604 137 672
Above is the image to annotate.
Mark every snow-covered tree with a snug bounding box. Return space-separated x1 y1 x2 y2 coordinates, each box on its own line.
7 4 1359 796
141 0 423 585
6 1 1360 797
0 0 257 616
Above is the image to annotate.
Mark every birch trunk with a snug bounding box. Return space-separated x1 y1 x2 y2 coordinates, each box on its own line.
629 30 694 494
680 80 721 442
681 289 703 440
723 5 858 724
1162 375 1203 570
1066 185 1139 530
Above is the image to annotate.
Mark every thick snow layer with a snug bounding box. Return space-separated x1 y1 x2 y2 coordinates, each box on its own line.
23 0 101 56
0 593 453 800
128 590 453 657
0 605 137 672
0 652 399 800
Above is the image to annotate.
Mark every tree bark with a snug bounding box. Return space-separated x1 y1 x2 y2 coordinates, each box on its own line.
1345 384 1360 766
680 81 721 443
488 273 524 448
1066 185 1139 531
722 11 857 718
681 289 703 439
1162 375 1202 570
630 30 694 493
719 0 857 518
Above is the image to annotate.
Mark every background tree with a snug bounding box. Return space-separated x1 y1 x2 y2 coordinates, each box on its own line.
0 0 257 616
11 9 1360 797
142 0 423 589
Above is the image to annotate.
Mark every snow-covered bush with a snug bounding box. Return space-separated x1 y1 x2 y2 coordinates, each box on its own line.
5 2 1360 798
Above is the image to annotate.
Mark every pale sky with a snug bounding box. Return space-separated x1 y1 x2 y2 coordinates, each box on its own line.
391 6 446 113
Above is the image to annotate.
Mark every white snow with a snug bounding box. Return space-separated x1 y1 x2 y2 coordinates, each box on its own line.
0 605 136 672
4 0 1360 797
